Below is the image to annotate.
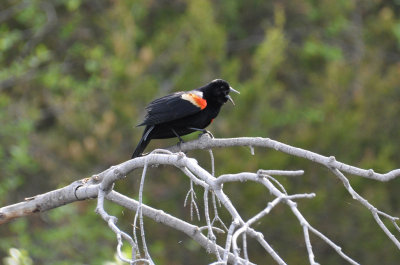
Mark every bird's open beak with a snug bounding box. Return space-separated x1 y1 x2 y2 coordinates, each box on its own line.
227 87 240 105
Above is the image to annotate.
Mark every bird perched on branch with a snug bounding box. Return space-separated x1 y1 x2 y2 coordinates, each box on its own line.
131 79 239 158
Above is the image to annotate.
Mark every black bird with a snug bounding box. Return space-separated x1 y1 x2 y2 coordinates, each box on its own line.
131 79 239 158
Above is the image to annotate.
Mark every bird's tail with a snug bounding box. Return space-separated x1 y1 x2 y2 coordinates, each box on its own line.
131 125 153 159
131 137 150 159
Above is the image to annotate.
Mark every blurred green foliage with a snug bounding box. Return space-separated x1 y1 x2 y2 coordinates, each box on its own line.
1 0 400 264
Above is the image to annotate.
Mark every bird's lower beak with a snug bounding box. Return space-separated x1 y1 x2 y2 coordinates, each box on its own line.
227 95 235 105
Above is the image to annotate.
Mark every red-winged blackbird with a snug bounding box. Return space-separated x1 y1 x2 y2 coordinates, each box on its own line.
131 79 239 158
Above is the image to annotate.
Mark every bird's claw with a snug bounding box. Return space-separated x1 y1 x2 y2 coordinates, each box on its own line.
199 130 214 139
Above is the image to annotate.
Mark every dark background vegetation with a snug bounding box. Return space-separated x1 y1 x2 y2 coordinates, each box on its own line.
1 0 400 264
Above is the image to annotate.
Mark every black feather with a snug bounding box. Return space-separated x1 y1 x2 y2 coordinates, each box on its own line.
131 125 153 158
138 92 202 126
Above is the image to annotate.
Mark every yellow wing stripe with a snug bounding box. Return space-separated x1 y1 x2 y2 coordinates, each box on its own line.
181 93 207 110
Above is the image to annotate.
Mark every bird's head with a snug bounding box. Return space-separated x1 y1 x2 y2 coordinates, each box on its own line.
200 79 240 106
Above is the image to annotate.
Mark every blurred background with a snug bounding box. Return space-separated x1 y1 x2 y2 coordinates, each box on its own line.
1 0 400 264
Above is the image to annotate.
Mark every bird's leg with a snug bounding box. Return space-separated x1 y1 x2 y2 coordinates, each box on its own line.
187 127 214 139
171 128 184 143
171 128 185 152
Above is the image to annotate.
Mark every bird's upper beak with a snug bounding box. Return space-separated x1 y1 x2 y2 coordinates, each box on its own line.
227 87 240 105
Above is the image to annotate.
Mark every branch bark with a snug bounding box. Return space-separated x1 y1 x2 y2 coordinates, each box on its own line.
168 134 400 181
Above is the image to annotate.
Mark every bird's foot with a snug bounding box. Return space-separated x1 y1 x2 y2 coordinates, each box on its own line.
187 127 214 139
177 138 185 151
199 129 214 139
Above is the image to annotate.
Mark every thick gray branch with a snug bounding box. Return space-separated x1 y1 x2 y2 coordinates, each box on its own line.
0 180 89 224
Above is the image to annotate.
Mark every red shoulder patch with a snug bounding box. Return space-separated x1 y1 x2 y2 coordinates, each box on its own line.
181 93 207 110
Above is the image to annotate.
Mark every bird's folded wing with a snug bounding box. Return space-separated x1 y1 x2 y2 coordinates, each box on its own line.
138 92 204 126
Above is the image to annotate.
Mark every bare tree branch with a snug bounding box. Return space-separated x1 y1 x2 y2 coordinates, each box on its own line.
1 136 399 264
168 134 400 181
